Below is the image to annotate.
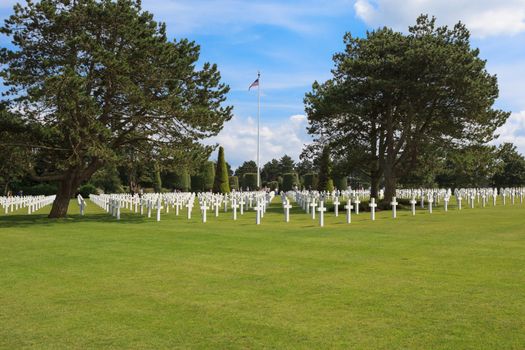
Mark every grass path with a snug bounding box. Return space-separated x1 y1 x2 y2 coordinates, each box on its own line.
1 198 524 349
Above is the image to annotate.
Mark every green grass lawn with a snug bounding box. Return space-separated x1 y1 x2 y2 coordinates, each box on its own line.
1 198 524 349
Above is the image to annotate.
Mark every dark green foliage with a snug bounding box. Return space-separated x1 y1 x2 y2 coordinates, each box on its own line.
282 173 299 192
235 161 258 178
0 0 232 217
295 158 315 177
279 155 295 174
153 169 162 193
261 159 280 182
267 181 279 191
174 169 191 192
242 173 258 190
317 146 334 192
436 145 500 188
303 173 319 190
79 184 97 198
213 147 230 193
492 143 525 187
191 175 204 192
229 176 239 191
335 177 348 190
305 15 509 201
17 183 58 196
91 165 122 193
201 161 215 191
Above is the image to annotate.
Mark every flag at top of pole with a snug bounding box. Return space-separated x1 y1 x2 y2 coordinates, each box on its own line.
249 76 259 90
249 72 261 189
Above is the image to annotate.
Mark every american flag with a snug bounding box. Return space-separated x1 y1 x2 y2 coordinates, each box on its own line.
249 77 259 90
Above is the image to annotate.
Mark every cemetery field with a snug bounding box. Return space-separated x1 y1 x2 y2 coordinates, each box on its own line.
1 199 524 349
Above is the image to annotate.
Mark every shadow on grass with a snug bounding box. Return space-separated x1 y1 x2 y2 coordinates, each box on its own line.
0 212 148 228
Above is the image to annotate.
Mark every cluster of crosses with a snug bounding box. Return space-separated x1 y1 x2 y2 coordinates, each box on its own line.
0 195 56 215
89 191 274 223
288 187 525 227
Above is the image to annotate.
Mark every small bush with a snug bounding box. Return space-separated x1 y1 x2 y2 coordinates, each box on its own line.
268 181 279 191
19 183 58 196
242 173 258 190
79 183 97 198
303 173 318 190
282 173 299 191
229 176 239 191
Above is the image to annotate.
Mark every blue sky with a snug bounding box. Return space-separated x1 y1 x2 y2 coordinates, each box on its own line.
1 0 525 167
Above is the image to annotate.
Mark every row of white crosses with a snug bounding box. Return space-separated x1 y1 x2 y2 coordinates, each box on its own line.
292 190 365 227
195 191 271 224
289 186 525 226
89 191 272 223
89 193 186 221
1 195 56 215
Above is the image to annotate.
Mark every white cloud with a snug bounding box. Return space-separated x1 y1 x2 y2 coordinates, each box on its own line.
354 0 525 38
494 110 525 155
206 114 311 168
290 114 307 123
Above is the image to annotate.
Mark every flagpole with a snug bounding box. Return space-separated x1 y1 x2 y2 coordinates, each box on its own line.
257 71 261 189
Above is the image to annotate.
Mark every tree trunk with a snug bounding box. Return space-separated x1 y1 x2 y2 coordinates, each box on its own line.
4 181 9 196
48 173 82 218
382 104 396 204
383 167 396 203
48 160 103 218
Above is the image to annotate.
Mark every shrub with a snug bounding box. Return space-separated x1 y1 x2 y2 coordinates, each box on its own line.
79 183 97 198
19 183 58 196
282 173 298 191
191 175 203 192
201 161 215 191
174 169 191 191
229 176 239 191
213 146 230 193
268 181 279 191
242 173 258 190
303 173 318 190
335 177 348 190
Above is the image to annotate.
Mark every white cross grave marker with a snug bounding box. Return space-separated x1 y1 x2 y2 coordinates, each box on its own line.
201 201 208 223
370 198 377 221
391 197 398 219
318 200 326 227
354 197 361 215
410 197 417 216
232 198 239 220
310 200 317 220
283 199 292 223
345 201 353 224
333 196 340 217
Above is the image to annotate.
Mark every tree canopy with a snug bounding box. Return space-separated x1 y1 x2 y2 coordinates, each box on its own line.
0 0 232 217
304 15 509 202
